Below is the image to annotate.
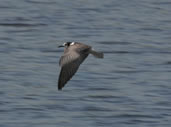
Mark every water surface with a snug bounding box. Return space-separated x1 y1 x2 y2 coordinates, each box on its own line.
0 0 171 127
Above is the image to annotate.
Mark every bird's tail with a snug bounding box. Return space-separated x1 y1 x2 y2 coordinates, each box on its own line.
90 49 104 58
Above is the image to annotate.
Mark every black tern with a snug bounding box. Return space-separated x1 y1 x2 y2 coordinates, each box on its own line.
58 42 104 90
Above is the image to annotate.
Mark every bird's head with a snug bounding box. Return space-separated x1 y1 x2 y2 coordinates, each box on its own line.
58 42 76 48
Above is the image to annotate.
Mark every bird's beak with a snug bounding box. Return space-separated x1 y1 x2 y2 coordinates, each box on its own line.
58 45 64 48
58 44 65 48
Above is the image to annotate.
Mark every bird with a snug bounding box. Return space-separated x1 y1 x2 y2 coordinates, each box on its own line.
58 42 104 90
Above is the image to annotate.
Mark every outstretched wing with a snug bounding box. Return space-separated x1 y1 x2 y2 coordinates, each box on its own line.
58 51 88 90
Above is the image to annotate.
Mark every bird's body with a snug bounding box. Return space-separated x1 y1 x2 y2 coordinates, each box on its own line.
58 42 103 90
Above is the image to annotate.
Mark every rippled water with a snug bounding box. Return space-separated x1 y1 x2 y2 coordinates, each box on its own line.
0 0 171 127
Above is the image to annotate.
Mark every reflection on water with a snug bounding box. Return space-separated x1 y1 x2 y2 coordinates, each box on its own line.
0 0 171 127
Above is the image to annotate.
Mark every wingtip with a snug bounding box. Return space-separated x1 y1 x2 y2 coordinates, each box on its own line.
58 85 63 90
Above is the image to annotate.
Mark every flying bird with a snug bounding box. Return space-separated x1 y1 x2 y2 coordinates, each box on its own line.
58 42 104 90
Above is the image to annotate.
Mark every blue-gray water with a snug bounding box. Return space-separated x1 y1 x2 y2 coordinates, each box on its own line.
0 0 171 127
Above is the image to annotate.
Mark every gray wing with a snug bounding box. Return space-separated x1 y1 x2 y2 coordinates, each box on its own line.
58 51 89 90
